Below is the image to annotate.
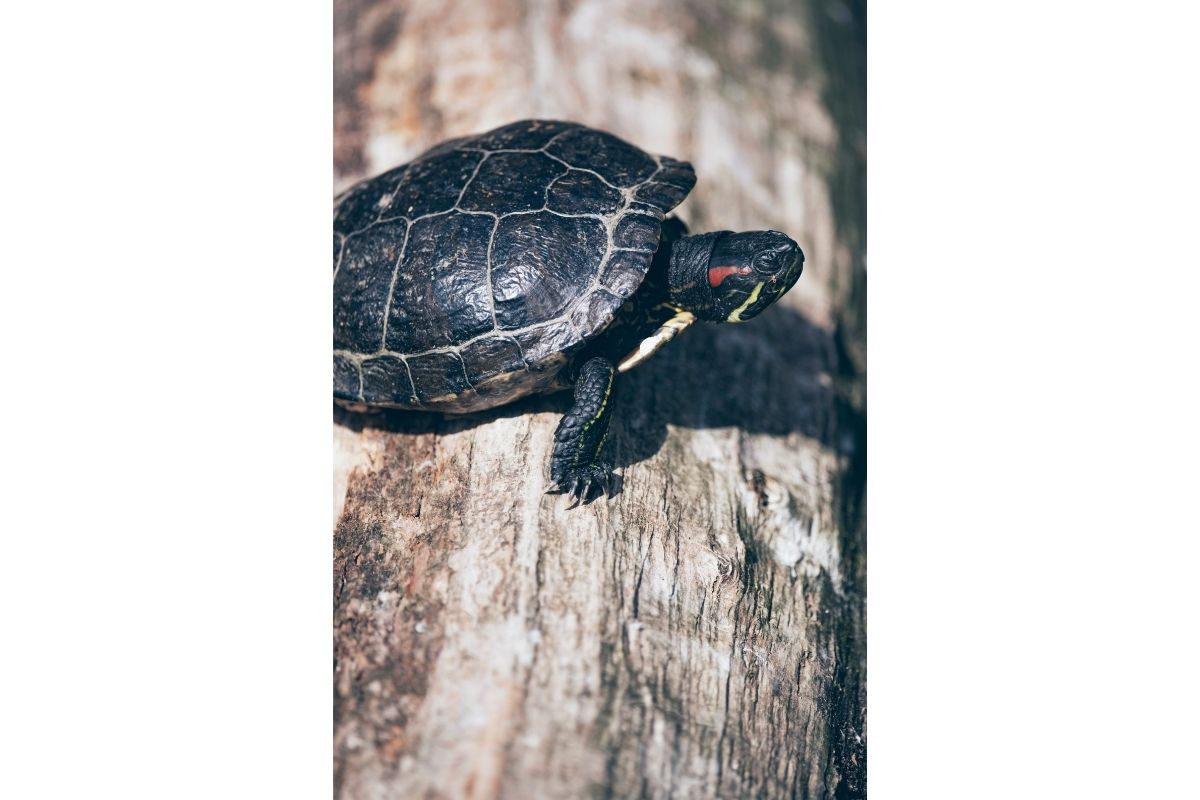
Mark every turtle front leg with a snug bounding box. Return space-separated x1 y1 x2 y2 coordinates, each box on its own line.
548 356 617 507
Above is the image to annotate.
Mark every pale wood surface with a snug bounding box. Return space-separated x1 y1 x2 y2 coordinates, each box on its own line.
333 2 866 797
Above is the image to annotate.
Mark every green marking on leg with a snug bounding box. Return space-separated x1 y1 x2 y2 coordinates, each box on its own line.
575 370 614 467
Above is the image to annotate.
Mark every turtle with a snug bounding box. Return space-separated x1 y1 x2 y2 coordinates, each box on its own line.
334 120 803 505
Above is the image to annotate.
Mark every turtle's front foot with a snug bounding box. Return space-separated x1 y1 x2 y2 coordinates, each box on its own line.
548 462 616 508
548 356 618 508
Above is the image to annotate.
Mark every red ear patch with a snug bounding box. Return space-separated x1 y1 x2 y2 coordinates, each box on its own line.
708 265 752 287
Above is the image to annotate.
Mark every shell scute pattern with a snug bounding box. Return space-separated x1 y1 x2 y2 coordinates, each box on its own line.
384 213 494 353
545 128 658 188
569 288 624 333
333 231 345 274
333 217 408 351
491 211 608 330
601 251 651 300
361 355 415 405
513 320 577 366
461 336 525 386
406 352 471 403
613 214 662 251
333 353 361 400
381 148 483 221
546 171 622 215
333 120 697 413
333 168 401 235
459 152 565 212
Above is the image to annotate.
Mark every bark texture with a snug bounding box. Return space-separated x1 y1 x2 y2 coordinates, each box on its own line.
333 1 866 798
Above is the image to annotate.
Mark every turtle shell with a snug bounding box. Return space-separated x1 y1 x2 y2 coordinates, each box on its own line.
333 120 696 413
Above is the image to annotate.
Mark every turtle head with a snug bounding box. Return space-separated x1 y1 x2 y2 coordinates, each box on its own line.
667 231 804 322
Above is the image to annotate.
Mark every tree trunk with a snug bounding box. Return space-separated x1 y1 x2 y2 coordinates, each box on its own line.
333 2 866 798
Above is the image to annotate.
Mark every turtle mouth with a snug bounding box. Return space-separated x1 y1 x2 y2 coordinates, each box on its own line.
725 249 804 322
768 249 803 297
747 251 803 315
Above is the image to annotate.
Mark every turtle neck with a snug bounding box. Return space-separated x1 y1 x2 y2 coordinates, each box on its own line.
667 231 729 320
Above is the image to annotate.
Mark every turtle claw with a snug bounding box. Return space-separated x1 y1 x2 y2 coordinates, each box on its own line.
566 482 584 509
548 463 615 508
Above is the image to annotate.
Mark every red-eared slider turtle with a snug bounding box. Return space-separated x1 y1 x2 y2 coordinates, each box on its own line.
334 120 803 505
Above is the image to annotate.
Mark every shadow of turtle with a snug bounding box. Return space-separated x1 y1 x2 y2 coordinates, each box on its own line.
335 305 861 494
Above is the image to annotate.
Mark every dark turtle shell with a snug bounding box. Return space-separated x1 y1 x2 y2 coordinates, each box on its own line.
333 120 696 413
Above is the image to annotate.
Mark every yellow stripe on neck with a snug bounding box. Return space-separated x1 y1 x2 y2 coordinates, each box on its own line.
726 281 765 322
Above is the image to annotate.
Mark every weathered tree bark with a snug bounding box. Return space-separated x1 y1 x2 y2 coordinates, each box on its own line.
333 2 866 798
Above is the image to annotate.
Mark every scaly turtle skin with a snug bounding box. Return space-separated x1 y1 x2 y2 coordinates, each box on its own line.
334 120 804 505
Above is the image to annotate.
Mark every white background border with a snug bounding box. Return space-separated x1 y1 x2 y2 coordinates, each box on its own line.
872 1 1200 795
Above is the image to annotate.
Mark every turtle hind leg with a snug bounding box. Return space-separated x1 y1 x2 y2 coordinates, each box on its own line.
547 356 617 507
